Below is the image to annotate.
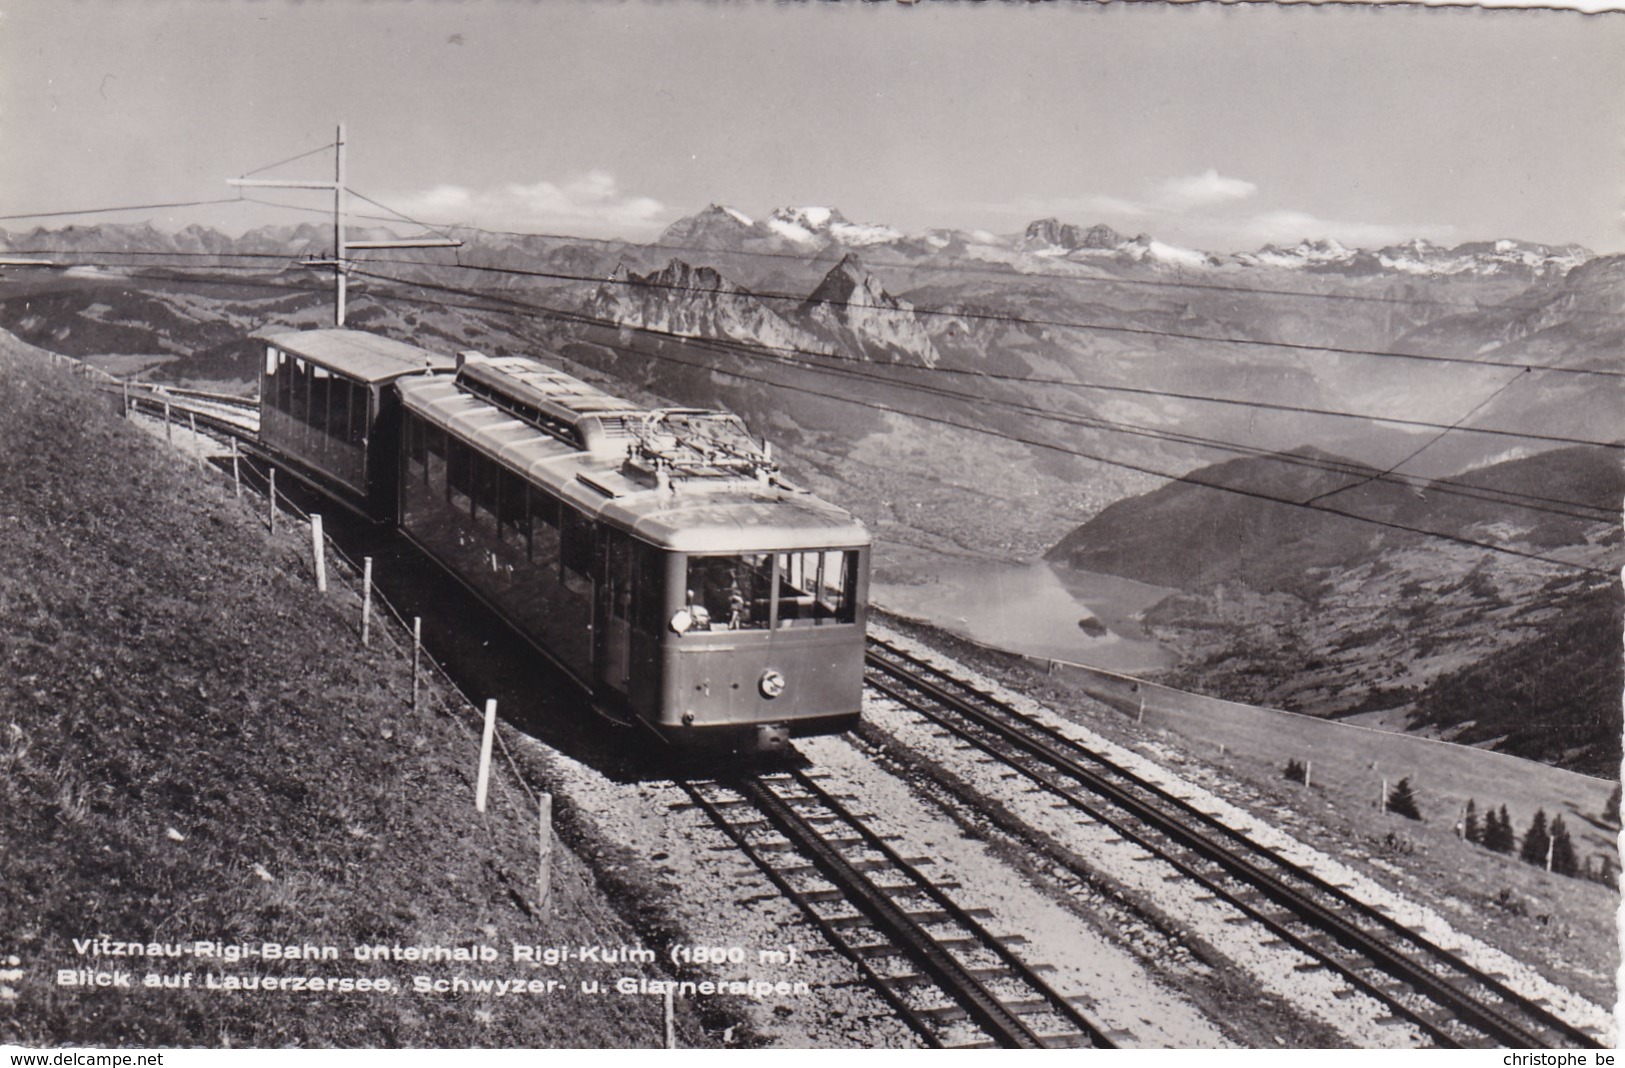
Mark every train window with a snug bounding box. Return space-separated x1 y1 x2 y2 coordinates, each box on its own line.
404 414 421 482
348 384 367 447
424 421 446 494
531 498 560 568
276 351 291 414
265 346 279 378
310 367 332 436
290 358 309 425
498 468 528 552
560 507 594 594
472 450 499 533
328 377 350 444
634 542 668 633
531 487 559 530
775 550 858 627
405 412 427 483
446 438 473 516
684 554 774 631
605 533 633 621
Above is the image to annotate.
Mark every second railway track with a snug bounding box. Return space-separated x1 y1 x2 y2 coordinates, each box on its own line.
863 635 1605 1049
117 382 1605 1049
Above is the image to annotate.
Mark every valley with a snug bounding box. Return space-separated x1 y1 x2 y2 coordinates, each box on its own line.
3 204 1618 778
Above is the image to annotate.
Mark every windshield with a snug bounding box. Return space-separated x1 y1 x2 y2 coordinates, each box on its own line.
684 550 858 631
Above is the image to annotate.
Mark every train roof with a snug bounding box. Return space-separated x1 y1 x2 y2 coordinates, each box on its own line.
397 356 869 553
264 329 457 383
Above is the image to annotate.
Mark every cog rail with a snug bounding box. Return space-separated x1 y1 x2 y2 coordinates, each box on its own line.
864 637 1604 1050
684 770 1118 1050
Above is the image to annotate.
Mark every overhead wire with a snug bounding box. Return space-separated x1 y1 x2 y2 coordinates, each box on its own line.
10 182 1616 321
13 187 1612 567
343 264 1621 569
1304 367 1531 506
342 188 462 245
338 264 1616 520
306 194 1612 319
0 197 250 224
19 245 1607 520
353 253 1625 382
21 243 1619 451
237 140 336 179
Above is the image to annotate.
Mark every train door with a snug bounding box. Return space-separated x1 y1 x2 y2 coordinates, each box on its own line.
596 529 634 697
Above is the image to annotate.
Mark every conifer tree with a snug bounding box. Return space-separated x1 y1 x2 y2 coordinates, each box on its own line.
1482 806 1514 854
1519 809 1551 867
1463 799 1480 844
1387 777 1422 821
1549 815 1578 877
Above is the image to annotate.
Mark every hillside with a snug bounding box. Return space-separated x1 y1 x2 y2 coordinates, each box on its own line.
3 214 1619 778
1408 583 1622 773
1045 446 1419 597
1047 445 1623 594
1045 445 1622 773
0 333 693 1047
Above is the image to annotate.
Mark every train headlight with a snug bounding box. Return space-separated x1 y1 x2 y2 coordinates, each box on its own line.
670 609 693 634
759 669 786 699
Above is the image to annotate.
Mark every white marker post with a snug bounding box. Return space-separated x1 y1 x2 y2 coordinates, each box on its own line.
311 514 328 593
361 557 373 647
1304 760 1312 789
231 438 241 499
411 617 422 711
268 468 277 535
475 699 497 813
164 396 172 443
538 793 553 914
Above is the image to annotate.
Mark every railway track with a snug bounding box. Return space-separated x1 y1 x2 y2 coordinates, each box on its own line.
110 384 260 438
863 635 1605 1050
683 769 1120 1049
111 382 1601 1048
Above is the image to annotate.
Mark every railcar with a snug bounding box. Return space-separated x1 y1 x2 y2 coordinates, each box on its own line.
258 330 456 518
257 328 870 753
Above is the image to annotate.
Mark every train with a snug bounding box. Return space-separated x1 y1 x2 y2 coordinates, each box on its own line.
256 328 871 754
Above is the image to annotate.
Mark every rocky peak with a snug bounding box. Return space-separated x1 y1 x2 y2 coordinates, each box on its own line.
656 205 755 246
1021 219 1126 251
805 253 890 308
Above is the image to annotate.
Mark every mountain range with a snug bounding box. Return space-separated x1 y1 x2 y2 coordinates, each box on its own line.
2 205 1618 775
0 207 1595 281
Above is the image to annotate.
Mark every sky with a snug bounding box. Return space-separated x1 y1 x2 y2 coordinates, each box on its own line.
3 1 1623 252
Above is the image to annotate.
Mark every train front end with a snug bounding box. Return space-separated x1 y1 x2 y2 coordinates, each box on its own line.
617 500 871 755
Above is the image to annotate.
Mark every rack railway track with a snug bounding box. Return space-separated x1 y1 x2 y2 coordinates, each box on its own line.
863 635 1605 1050
109 383 1603 1049
683 769 1119 1049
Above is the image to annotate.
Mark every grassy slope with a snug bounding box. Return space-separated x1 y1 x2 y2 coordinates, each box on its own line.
876 611 1621 1011
0 335 686 1048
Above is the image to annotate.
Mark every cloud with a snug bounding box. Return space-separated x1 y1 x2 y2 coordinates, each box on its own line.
1237 209 1456 248
387 171 667 236
982 193 1151 220
976 169 1258 225
1154 169 1258 211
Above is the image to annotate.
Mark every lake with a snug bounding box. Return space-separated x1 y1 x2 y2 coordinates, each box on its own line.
871 556 1177 673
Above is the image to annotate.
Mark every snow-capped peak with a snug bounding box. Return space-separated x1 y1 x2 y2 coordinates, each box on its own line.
1120 234 1215 269
762 206 901 248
